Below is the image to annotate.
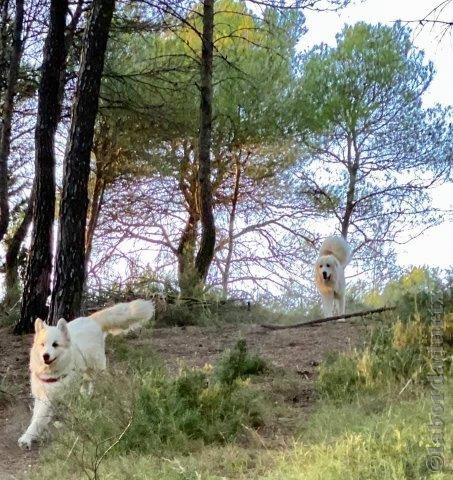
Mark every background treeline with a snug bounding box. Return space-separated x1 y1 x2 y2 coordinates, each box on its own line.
0 0 451 332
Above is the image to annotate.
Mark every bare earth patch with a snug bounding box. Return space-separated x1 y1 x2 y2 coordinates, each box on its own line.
0 321 365 479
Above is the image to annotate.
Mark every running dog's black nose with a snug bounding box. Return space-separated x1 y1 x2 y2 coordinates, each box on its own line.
322 271 328 280
43 353 50 363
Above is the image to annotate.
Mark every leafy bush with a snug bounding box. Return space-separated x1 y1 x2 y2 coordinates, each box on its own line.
271 378 453 480
42 344 269 480
316 352 361 401
0 298 21 326
316 316 433 402
83 271 255 327
214 339 268 386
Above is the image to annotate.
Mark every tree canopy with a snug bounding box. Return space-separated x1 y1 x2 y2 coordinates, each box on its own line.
290 22 451 285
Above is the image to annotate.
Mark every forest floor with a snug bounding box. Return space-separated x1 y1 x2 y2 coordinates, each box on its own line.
0 320 365 480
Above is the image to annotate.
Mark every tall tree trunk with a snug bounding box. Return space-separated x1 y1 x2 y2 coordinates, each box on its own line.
341 136 358 239
0 0 24 242
15 0 67 334
0 0 10 90
176 141 199 295
49 0 115 323
194 0 215 282
222 155 241 296
4 194 32 307
85 172 105 269
177 213 198 295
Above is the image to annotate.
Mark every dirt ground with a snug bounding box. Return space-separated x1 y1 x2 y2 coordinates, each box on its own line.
0 320 365 480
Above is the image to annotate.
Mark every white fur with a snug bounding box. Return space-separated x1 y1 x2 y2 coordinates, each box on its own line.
18 299 154 449
315 236 351 318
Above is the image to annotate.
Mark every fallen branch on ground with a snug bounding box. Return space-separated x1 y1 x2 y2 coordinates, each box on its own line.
260 306 395 331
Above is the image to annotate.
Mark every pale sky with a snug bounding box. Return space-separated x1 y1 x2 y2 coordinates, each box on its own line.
301 0 453 268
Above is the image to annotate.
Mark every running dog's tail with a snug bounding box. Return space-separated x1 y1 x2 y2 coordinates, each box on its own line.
89 299 154 335
319 236 351 267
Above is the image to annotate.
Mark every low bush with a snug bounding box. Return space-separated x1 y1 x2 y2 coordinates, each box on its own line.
316 316 434 402
268 378 453 480
37 343 269 480
214 339 268 386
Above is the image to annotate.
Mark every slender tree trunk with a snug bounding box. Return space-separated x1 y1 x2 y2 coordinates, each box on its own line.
15 0 67 334
49 0 115 323
0 0 24 242
57 0 84 105
0 0 10 89
194 0 215 282
85 172 105 269
341 136 358 239
4 194 32 306
341 166 357 239
222 155 241 295
176 142 200 294
177 213 198 295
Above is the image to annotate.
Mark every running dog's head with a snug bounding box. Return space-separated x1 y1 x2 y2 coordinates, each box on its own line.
315 254 339 283
31 318 71 372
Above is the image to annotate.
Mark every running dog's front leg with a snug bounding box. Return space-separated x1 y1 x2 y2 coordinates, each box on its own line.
333 294 346 322
338 293 345 316
18 397 52 449
322 293 334 318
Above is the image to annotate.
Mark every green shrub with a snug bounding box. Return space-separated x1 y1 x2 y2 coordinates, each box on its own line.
268 380 453 480
316 352 360 401
154 298 254 327
214 339 268 386
316 317 434 402
43 349 268 479
84 272 255 328
0 296 21 326
154 301 213 327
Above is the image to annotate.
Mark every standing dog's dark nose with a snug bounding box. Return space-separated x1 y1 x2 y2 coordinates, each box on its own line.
322 271 328 280
43 353 50 363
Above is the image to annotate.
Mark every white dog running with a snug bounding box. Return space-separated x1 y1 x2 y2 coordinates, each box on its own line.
18 299 154 449
315 236 351 318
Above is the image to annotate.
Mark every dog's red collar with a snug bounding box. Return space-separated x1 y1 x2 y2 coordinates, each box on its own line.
35 373 67 383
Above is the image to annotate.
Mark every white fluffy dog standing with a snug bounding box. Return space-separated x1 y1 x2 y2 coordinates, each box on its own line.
315 236 351 318
18 299 154 449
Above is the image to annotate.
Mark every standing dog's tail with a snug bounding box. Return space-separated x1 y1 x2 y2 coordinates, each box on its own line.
89 299 154 335
319 236 351 267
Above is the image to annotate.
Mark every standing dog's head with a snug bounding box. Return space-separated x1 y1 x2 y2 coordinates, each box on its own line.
315 254 339 284
31 318 72 374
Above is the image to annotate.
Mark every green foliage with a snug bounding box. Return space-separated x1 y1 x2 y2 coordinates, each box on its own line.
0 297 21 326
296 22 434 135
317 278 447 403
365 267 453 327
102 1 303 166
316 352 360 401
85 269 257 327
214 339 268 386
267 381 453 480
316 275 453 404
316 320 431 403
293 22 452 276
34 373 453 480
39 345 268 479
154 292 255 327
83 269 164 310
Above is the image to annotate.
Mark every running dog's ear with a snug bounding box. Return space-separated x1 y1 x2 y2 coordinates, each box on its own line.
57 318 70 342
34 318 46 334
